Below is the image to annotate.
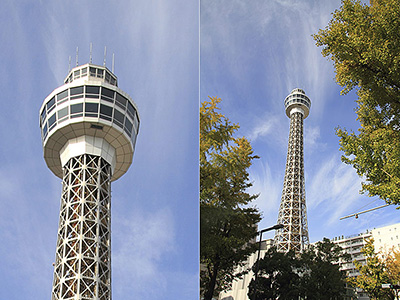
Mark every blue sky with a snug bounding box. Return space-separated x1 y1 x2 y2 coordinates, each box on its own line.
201 0 400 243
0 1 198 299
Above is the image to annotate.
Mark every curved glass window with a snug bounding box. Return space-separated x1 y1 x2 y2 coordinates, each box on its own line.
97 69 104 78
48 113 57 130
134 113 139 132
85 103 99 117
101 87 115 102
113 109 124 128
100 104 113 121
47 97 56 112
127 102 136 120
85 86 99 98
90 67 96 77
58 106 68 121
124 118 133 136
71 103 83 118
57 90 68 103
41 109 47 125
115 93 127 110
81 67 87 77
42 122 48 139
70 86 83 100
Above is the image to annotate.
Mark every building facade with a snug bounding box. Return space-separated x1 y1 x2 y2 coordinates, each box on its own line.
40 63 140 300
332 222 400 300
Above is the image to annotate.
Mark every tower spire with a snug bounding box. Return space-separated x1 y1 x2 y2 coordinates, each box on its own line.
274 88 310 253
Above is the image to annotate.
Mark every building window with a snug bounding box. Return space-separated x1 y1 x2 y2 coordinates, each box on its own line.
85 86 100 98
101 87 115 102
113 109 124 128
57 90 68 103
47 96 56 112
70 103 83 118
58 107 69 122
85 103 98 117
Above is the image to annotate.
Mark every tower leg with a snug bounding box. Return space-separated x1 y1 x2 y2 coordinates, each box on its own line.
51 154 112 300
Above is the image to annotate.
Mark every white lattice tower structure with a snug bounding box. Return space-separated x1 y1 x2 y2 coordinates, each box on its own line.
39 63 140 300
274 88 310 253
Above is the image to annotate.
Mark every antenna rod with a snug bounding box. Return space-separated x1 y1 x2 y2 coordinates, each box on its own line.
340 204 390 220
90 43 93 63
103 46 107 67
112 53 115 73
68 56 71 72
76 47 79 66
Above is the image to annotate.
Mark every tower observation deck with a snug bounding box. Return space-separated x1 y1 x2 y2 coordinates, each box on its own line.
40 62 140 300
274 88 310 253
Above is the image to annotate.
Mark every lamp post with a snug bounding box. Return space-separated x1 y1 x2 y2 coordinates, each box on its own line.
252 224 284 300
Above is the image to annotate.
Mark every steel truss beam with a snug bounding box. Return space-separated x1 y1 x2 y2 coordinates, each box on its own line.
275 112 309 253
51 154 112 300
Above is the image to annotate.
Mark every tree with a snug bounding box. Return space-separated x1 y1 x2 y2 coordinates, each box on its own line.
248 247 301 300
348 238 394 299
313 0 400 204
300 238 350 300
200 96 261 300
384 248 400 284
248 239 349 299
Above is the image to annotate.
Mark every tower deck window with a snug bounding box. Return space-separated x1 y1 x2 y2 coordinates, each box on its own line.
85 86 100 98
58 107 69 122
113 109 124 128
85 103 99 117
47 97 56 112
48 113 57 130
70 103 83 118
100 104 113 121
57 90 68 103
70 86 84 100
101 87 115 102
115 93 127 110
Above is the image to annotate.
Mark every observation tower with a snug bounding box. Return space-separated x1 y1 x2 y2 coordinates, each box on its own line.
274 88 310 253
40 62 140 299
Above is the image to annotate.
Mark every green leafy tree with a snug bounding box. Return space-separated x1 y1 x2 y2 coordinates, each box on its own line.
313 0 400 204
248 239 349 299
300 238 350 300
248 247 301 300
200 96 261 300
348 238 394 299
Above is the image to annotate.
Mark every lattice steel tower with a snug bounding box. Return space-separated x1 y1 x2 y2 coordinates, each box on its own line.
274 88 310 253
40 62 140 300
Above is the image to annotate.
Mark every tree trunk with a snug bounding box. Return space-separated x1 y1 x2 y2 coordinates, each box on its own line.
203 262 219 300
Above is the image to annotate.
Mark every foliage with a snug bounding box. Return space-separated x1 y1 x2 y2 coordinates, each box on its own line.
300 238 350 299
348 238 394 299
248 238 349 300
248 247 301 300
384 248 400 284
313 0 400 204
200 96 261 300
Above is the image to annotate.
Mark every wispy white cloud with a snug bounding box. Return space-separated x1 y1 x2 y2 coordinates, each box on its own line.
249 160 283 230
112 208 176 299
307 154 363 225
248 114 280 142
